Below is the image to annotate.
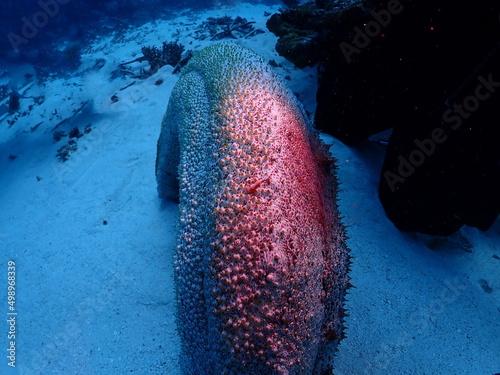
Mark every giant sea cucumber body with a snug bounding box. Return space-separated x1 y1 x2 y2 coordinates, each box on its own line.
156 42 350 375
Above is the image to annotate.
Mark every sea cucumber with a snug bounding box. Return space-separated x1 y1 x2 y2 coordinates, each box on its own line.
156 42 350 375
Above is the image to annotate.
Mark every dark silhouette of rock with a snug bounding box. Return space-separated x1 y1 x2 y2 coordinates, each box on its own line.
315 0 500 145
8 92 20 113
379 47 500 235
266 1 365 69
268 0 500 235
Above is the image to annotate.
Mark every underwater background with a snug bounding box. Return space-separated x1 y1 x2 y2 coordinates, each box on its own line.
0 0 499 374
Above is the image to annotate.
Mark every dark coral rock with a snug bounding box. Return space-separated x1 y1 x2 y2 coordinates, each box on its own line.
283 0 300 8
375 0 500 235
141 45 162 72
69 127 81 138
141 41 185 74
315 0 500 144
268 59 279 67
162 41 184 67
8 92 20 113
267 2 366 68
277 33 321 68
53 131 66 142
56 140 78 162
273 0 500 235
379 60 500 235
314 1 409 143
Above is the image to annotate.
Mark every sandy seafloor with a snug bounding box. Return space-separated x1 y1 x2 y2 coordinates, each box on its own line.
0 1 499 374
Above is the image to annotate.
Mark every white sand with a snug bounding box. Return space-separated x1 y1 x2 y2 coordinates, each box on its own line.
0 2 498 374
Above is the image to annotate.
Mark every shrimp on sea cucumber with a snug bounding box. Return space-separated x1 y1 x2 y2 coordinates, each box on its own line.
245 175 270 194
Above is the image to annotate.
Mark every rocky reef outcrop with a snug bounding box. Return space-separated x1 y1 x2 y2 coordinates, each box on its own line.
268 0 500 235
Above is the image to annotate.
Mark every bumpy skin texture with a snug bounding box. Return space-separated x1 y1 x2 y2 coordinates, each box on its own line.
156 42 349 375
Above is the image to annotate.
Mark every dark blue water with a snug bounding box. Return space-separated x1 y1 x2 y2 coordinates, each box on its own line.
0 1 173 64
0 0 275 67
